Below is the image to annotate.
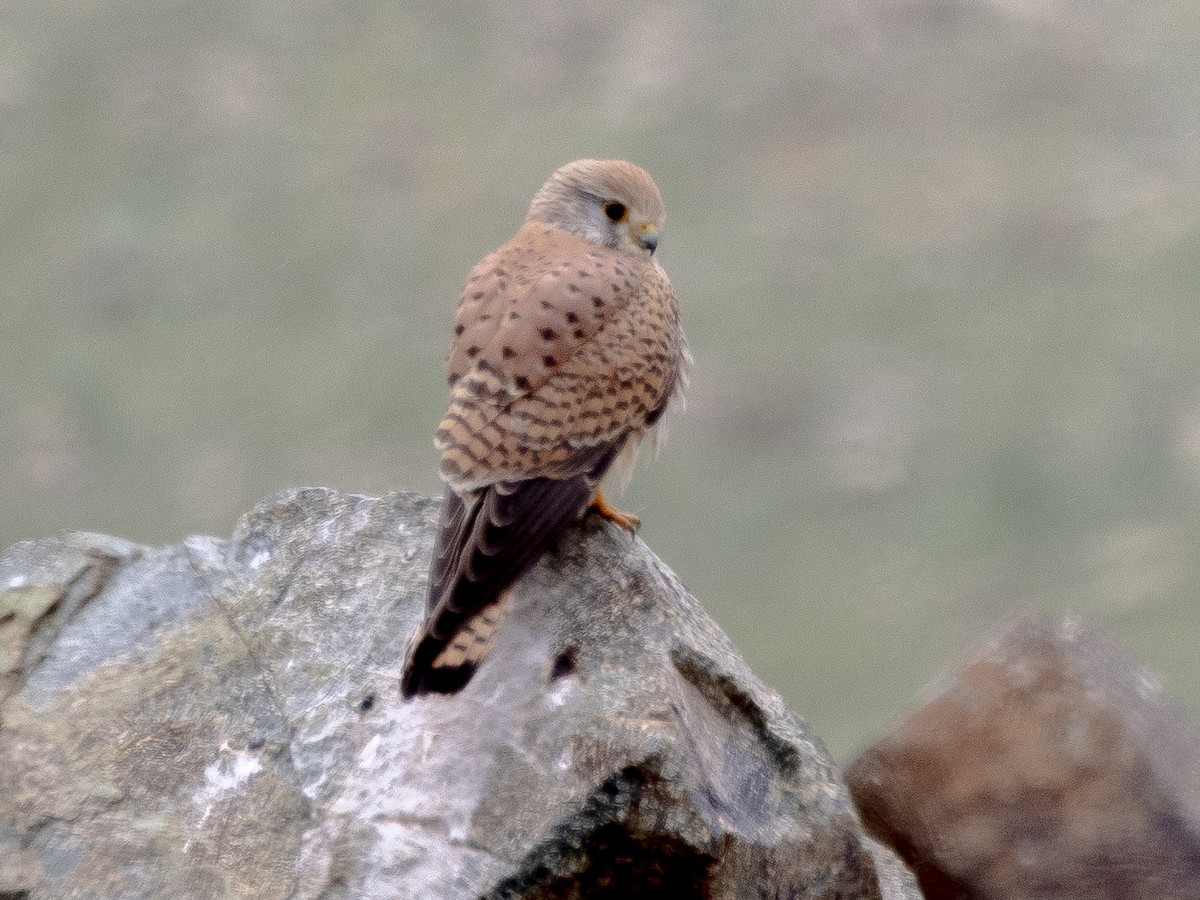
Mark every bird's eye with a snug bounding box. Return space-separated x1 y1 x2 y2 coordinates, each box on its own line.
604 201 627 222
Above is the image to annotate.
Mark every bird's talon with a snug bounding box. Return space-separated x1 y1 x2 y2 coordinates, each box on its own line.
590 491 641 531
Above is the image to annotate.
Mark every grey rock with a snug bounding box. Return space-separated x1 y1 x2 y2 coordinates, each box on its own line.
864 836 925 900
2 487 903 899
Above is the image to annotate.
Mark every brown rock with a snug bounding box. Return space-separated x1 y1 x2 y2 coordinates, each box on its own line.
847 611 1200 900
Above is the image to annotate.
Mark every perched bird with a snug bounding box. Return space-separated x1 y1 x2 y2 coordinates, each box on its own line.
400 159 689 699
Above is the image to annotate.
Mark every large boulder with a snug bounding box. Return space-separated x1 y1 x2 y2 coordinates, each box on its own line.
1 487 913 899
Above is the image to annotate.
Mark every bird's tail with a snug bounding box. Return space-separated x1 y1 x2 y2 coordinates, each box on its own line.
400 444 623 700
399 590 515 698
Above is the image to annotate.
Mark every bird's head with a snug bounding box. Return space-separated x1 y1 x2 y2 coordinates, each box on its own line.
526 159 666 258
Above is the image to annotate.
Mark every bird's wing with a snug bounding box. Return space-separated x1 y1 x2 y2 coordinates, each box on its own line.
438 225 683 491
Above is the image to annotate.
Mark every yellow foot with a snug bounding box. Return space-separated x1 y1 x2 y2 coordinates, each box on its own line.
590 490 641 531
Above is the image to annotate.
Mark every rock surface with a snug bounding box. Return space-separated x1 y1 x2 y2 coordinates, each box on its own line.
847 611 1200 900
1 487 911 899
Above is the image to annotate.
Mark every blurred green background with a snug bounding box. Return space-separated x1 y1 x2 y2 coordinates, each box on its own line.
4 1 1199 759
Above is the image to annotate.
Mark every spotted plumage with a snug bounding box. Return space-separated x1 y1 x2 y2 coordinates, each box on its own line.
400 159 689 699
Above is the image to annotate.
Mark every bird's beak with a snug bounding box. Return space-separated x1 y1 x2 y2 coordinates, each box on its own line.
636 223 660 254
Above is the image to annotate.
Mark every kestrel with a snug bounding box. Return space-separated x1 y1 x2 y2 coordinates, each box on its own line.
400 159 689 699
